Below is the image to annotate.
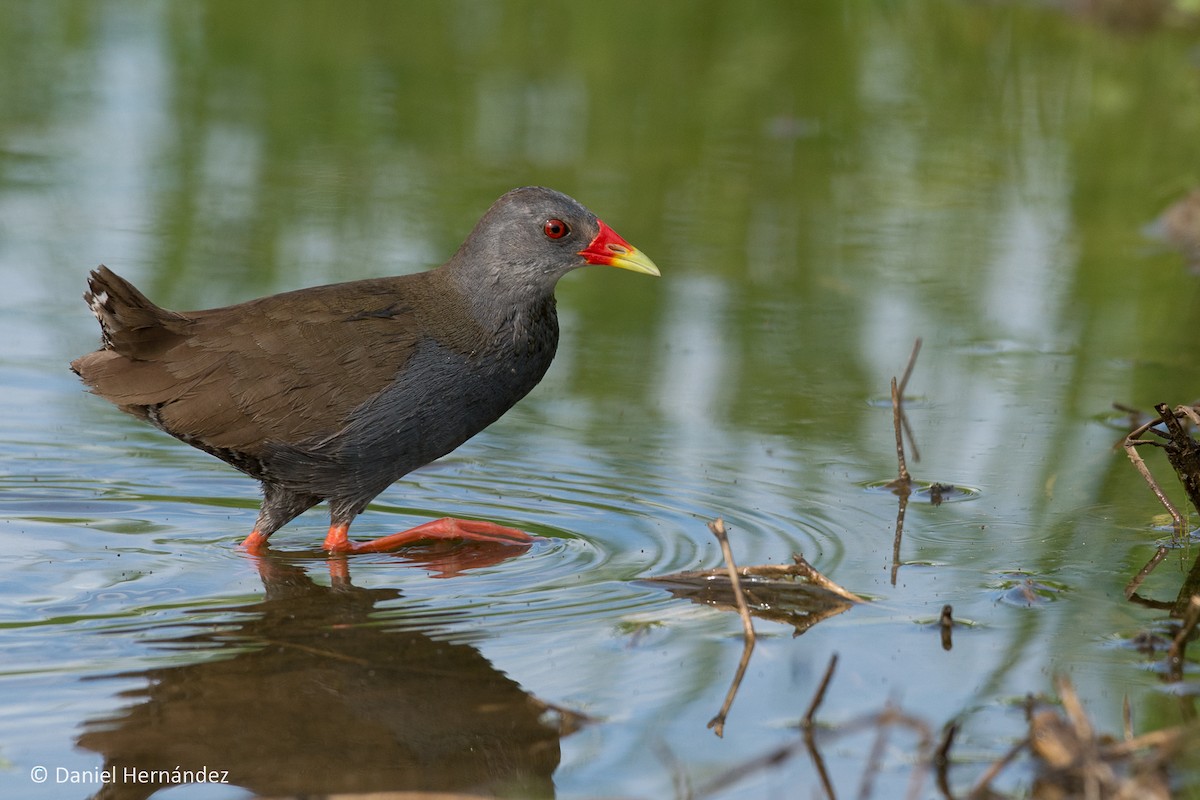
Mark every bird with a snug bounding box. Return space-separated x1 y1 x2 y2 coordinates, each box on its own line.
71 186 659 555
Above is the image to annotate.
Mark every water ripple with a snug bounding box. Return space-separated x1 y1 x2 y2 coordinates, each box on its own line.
327 438 857 634
11 422 861 653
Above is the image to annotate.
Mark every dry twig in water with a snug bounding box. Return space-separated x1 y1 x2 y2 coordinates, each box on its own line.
706 518 756 737
645 554 863 636
788 552 864 604
692 523 862 737
896 337 923 465
884 337 923 493
709 518 756 643
938 604 954 652
1124 403 1200 539
885 339 923 586
968 675 1186 800
889 376 912 491
887 373 912 587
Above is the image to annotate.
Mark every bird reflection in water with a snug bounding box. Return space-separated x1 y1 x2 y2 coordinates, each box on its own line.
77 552 576 799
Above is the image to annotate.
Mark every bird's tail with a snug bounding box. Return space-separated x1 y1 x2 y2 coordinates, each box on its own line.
81 265 186 355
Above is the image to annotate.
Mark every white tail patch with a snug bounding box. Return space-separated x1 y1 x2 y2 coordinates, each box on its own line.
88 289 110 318
86 282 116 346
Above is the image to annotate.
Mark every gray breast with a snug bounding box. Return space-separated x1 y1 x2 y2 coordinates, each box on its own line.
259 332 557 505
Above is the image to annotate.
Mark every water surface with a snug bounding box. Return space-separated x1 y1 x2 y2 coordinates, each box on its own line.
4 2 1200 798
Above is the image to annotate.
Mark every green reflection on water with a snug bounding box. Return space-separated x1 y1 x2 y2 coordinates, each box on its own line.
5 0 1200 795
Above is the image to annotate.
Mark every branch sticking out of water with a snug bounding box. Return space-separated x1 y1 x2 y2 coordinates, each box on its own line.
897 337 922 466
888 337 923 489
889 376 912 491
1123 403 1200 540
645 521 863 737
885 339 922 585
939 604 954 652
708 518 756 643
705 518 756 738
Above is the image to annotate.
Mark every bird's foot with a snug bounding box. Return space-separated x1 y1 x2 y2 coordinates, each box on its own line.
239 520 536 576
323 517 536 554
323 518 537 577
239 529 271 555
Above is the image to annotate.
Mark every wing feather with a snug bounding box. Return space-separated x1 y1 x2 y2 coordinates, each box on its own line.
72 268 425 457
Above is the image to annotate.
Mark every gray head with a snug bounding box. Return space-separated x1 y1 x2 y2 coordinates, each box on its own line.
443 186 659 302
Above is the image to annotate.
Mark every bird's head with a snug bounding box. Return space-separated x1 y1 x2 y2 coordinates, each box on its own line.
448 186 660 298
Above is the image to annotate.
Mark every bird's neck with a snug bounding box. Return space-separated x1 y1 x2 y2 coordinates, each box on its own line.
437 265 560 358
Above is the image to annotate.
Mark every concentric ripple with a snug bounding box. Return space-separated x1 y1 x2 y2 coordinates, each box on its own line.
15 415 868 659
324 433 859 634
861 478 982 504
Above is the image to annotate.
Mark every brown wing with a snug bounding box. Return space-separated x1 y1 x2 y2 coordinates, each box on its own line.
71 266 423 455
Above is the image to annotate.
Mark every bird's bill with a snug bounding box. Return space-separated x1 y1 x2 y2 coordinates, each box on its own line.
578 220 661 276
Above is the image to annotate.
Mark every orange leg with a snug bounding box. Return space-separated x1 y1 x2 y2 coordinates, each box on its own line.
323 517 535 554
240 529 271 555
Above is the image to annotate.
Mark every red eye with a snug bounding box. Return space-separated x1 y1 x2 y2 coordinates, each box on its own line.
544 218 569 239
